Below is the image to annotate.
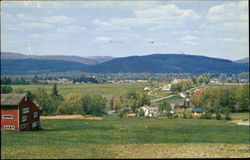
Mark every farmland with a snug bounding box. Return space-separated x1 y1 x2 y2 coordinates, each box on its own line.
10 83 161 99
3 83 250 158
1 117 249 159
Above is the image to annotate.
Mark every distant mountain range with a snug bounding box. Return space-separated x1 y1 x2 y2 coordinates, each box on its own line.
1 52 113 65
234 57 249 64
1 52 249 75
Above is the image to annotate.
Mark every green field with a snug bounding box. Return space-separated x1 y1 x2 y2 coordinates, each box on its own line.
231 113 250 120
11 83 161 99
1 117 249 159
150 89 172 98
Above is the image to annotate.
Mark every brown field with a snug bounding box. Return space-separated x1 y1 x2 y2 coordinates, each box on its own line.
40 115 102 120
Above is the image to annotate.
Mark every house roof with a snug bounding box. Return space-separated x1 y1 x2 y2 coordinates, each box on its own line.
192 108 203 112
141 105 159 111
1 94 26 106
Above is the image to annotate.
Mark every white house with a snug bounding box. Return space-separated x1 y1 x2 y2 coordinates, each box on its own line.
162 84 171 91
144 87 151 91
180 92 187 98
140 105 159 117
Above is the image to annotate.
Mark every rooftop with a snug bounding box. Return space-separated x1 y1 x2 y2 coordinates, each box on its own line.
192 108 203 112
1 94 26 106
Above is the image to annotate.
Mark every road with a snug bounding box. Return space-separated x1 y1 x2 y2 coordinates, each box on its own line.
150 84 205 103
148 87 162 97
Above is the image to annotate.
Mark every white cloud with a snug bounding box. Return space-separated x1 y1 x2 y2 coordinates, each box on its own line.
56 25 85 33
41 16 74 24
180 35 200 46
2 1 162 9
180 35 200 41
207 1 248 22
199 22 248 32
183 41 198 46
29 34 44 39
135 4 200 20
154 42 169 46
17 14 34 21
20 22 51 29
1 12 15 23
219 38 247 43
200 1 248 33
95 36 126 44
93 4 200 31
95 36 112 42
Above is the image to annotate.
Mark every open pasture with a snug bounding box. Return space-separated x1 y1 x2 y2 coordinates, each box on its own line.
11 82 161 98
1 117 249 159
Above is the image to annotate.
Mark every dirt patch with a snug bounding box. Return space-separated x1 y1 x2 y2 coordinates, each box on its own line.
228 120 249 126
40 115 102 120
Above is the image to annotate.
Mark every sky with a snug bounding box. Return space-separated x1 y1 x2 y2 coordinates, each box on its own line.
1 0 249 60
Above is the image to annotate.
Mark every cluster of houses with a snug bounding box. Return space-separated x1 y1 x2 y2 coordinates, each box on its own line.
107 80 149 83
40 78 73 84
107 98 204 118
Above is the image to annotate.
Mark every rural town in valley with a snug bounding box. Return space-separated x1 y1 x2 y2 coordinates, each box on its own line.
1 0 249 159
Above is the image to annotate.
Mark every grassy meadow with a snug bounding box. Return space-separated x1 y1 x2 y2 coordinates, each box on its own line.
1 117 249 159
11 83 161 99
231 113 249 120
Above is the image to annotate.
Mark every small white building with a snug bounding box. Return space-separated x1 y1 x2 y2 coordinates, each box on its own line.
180 92 187 98
140 105 159 117
162 84 172 91
171 79 181 84
209 78 219 84
137 80 148 83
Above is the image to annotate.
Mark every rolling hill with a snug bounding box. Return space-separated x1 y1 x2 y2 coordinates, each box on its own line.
1 53 248 75
1 52 113 65
234 57 249 64
86 54 248 74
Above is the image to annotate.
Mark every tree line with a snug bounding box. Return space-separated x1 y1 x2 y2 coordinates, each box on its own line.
1 76 98 85
1 84 158 116
170 75 209 93
190 85 249 119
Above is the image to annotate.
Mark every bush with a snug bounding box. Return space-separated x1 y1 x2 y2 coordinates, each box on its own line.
166 113 173 119
1 85 13 94
215 113 222 120
201 112 212 119
224 116 232 120
138 110 145 117
183 112 188 119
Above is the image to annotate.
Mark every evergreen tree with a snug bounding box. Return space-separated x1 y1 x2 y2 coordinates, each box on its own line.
51 83 59 97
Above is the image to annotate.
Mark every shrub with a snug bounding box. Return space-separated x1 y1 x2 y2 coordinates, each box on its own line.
138 110 145 117
201 112 212 119
215 113 222 120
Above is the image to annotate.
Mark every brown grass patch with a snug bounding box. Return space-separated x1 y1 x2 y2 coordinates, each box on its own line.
40 115 102 120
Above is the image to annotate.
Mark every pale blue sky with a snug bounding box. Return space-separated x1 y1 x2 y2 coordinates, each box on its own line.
1 0 248 60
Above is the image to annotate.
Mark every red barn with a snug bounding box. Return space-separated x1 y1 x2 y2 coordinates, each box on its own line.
1 94 40 131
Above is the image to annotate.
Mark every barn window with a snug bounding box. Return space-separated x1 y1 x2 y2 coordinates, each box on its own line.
32 122 37 128
21 124 26 129
33 112 38 118
22 115 27 122
23 108 29 114
2 115 13 119
4 125 15 130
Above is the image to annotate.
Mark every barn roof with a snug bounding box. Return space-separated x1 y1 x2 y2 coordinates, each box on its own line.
1 94 26 106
